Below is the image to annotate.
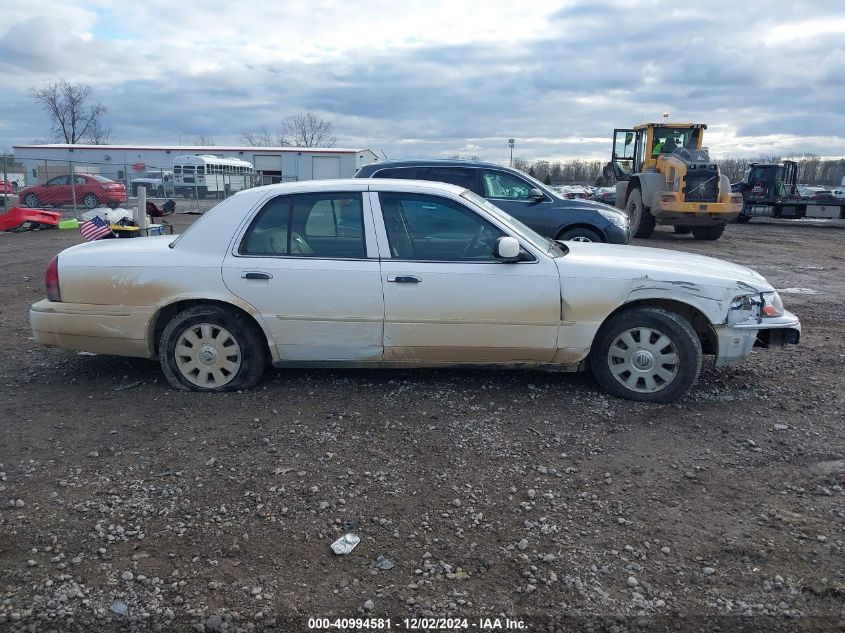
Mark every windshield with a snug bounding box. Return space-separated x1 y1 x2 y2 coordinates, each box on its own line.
460 190 564 257
89 175 113 183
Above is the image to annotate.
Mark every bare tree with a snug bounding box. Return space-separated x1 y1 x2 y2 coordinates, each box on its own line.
241 113 336 148
86 118 112 145
512 157 530 173
280 112 336 147
194 135 215 146
30 80 109 144
240 126 287 147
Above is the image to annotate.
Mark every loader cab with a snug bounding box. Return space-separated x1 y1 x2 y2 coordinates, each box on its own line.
611 124 706 180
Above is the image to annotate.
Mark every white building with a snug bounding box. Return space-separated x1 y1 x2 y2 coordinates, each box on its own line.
12 144 379 187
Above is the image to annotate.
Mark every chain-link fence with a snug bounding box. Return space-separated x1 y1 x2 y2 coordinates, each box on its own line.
4 156 263 216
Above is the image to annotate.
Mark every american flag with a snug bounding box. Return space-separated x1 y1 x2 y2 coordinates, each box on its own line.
79 215 113 241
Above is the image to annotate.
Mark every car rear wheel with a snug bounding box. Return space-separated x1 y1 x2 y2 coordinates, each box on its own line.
83 193 100 209
626 187 655 238
160 305 267 392
691 224 726 240
23 193 40 208
590 306 702 404
558 227 603 242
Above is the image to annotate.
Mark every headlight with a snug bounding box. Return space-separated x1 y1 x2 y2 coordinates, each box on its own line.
729 291 783 322
730 295 753 312
762 291 784 317
598 208 628 228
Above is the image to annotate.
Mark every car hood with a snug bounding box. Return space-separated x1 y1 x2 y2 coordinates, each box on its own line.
561 242 773 292
554 197 626 220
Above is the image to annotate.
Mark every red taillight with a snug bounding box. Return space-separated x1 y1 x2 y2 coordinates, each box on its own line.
45 255 61 302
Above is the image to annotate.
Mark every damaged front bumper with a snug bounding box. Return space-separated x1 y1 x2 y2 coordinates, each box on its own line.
714 310 801 367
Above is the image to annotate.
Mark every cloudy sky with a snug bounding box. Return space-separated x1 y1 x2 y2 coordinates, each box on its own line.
1 0 843 164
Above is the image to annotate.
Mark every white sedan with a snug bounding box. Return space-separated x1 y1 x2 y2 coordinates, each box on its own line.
30 180 800 403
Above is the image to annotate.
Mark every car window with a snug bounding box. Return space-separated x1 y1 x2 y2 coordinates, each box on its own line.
241 193 365 259
374 167 430 180
74 176 87 184
427 167 476 191
482 170 535 200
379 192 504 261
47 176 70 186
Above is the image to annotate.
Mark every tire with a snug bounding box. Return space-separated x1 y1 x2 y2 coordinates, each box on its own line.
159 305 267 392
83 193 100 209
558 227 603 242
626 187 656 238
589 306 702 404
691 224 726 240
673 225 692 234
23 193 40 208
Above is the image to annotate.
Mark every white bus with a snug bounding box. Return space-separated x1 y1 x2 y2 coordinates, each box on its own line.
173 154 255 199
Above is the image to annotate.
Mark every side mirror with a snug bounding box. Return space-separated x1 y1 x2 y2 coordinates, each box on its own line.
529 188 545 201
494 236 521 261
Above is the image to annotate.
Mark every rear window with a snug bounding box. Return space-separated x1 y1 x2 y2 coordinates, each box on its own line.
374 167 431 180
240 193 366 259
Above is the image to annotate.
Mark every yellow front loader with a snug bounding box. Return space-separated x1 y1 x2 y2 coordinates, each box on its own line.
609 123 743 240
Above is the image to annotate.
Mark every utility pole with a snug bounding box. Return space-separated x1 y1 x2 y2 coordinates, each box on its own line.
2 154 7 209
508 139 515 167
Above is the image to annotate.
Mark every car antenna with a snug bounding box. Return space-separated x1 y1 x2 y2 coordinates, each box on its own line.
379 147 389 160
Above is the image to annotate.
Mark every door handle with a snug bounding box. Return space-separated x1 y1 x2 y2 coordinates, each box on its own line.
242 271 273 280
387 275 421 284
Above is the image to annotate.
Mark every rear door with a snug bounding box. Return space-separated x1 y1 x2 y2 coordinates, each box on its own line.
222 187 385 362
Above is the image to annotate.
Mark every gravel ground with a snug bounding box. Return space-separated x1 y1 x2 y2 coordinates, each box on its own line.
0 207 843 632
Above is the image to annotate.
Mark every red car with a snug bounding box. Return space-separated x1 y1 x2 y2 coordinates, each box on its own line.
19 174 126 209
0 180 18 194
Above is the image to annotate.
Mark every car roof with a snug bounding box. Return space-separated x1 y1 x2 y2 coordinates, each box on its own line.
241 178 472 196
358 159 510 171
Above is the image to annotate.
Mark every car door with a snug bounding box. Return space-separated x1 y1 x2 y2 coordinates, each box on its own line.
72 175 90 201
221 188 385 362
370 187 561 363
44 175 71 205
480 169 553 235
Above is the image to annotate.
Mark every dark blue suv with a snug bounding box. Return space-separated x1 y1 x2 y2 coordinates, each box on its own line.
354 159 630 244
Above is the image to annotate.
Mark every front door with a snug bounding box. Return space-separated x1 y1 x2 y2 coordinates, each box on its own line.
45 175 72 205
372 190 561 363
611 128 637 179
479 169 553 236
222 189 384 362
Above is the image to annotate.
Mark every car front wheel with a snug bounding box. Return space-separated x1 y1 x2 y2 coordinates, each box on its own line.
558 227 602 242
159 305 267 392
23 193 40 208
590 306 702 403
83 193 100 209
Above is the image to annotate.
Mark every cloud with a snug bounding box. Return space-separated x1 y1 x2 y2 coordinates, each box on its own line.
2 0 844 163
